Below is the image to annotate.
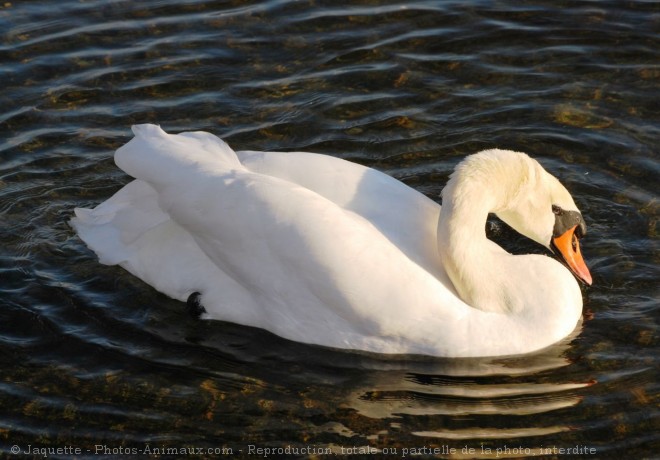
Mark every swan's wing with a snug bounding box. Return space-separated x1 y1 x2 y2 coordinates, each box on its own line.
114 127 442 279
236 150 447 282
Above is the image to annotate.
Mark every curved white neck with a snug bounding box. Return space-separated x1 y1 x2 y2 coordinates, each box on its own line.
436 152 534 313
438 187 500 312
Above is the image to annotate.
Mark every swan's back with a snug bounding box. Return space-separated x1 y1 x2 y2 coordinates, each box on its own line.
237 149 445 279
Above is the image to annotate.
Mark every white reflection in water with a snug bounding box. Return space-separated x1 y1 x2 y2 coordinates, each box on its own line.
343 331 590 420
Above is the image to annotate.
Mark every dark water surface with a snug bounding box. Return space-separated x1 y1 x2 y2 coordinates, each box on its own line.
1 0 658 458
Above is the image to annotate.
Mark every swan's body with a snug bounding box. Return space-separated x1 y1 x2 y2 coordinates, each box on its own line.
72 124 591 357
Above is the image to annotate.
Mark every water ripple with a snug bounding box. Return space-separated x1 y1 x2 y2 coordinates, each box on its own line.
0 0 657 457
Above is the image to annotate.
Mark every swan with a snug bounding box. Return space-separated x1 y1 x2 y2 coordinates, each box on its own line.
71 124 592 357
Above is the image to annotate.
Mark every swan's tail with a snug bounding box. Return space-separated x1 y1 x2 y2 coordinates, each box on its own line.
71 180 167 265
72 125 249 306
70 179 222 304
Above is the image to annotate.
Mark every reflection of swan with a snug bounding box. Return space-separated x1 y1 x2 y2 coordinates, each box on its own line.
72 124 591 357
353 374 587 417
311 338 590 442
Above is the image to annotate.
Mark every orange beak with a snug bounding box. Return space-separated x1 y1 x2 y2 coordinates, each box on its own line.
552 225 592 285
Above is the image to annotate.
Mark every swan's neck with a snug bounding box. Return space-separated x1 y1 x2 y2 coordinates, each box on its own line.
437 154 529 313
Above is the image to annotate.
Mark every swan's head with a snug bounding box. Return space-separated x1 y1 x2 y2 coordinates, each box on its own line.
487 151 593 286
444 149 592 286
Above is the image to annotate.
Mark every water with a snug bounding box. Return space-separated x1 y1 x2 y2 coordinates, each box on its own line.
1 0 658 458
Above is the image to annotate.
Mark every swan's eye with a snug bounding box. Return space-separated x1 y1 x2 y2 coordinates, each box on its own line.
552 206 587 241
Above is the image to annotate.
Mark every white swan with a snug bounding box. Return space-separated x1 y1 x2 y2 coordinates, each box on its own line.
71 124 592 357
